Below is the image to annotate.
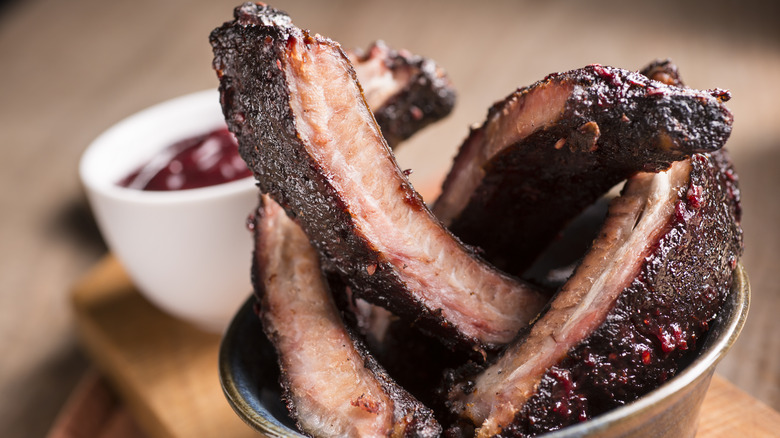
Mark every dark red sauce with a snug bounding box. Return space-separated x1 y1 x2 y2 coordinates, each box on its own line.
118 127 252 191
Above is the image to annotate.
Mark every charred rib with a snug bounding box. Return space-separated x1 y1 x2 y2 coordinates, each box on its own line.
447 151 743 437
211 3 546 351
433 64 733 274
253 195 441 438
348 40 456 149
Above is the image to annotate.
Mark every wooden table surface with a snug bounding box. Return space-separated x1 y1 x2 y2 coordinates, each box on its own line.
1 0 778 436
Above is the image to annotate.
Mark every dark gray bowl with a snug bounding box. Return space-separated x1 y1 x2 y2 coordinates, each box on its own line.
219 264 749 438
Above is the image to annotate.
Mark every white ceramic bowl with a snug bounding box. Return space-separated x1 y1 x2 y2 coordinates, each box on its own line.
80 89 258 333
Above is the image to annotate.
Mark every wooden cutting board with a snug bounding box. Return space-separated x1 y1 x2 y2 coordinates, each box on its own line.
70 256 260 438
70 256 780 438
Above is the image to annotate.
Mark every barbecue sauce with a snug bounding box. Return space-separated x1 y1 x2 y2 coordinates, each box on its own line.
118 127 252 190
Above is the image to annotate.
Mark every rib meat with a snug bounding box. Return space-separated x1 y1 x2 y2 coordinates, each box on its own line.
521 59 687 288
253 194 441 438
211 3 546 351
330 40 455 350
432 64 733 274
447 151 743 437
348 40 456 149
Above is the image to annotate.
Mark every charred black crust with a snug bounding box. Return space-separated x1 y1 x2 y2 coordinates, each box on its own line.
493 151 743 437
212 3 380 297
443 64 733 275
377 320 475 421
211 2 497 352
364 43 457 148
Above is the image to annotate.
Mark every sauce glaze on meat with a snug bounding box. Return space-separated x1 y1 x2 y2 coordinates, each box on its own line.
447 151 742 437
433 65 733 274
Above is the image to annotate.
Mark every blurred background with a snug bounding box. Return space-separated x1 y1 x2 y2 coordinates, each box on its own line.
1 0 778 436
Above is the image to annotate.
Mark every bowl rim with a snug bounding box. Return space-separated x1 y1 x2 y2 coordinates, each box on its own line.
79 88 256 205
542 262 750 435
219 264 750 437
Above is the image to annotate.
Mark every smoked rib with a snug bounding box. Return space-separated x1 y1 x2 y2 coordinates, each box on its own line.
210 2 546 351
447 151 742 437
433 64 733 274
348 40 456 149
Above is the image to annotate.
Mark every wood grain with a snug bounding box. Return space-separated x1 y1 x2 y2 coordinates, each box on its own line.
46 370 145 438
70 256 259 438
699 376 780 438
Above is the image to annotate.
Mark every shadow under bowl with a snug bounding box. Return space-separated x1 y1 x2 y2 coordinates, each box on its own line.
219 264 750 438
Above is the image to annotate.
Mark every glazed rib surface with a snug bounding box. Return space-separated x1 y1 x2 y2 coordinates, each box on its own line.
447 151 742 437
433 64 733 274
254 195 441 438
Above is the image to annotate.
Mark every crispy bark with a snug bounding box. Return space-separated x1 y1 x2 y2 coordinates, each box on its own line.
348 40 456 149
211 3 545 352
447 151 743 437
433 64 733 274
